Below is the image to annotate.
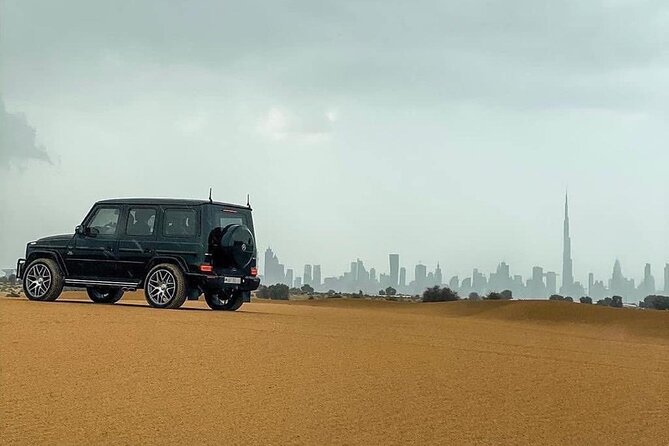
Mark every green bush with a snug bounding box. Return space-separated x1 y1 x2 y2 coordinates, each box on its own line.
423 286 459 302
257 284 290 300
640 295 669 310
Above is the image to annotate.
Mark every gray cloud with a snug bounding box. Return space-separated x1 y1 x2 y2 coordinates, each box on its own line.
0 99 52 167
2 1 668 112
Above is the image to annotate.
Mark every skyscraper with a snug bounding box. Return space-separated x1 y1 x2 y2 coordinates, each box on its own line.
399 267 406 288
389 254 399 287
304 264 313 286
313 265 321 288
285 269 294 288
545 271 557 296
263 247 282 284
638 263 655 297
415 263 427 292
664 264 669 295
561 193 574 292
434 263 442 286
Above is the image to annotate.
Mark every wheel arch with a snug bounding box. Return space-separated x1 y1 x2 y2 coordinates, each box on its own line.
25 250 68 276
141 256 188 285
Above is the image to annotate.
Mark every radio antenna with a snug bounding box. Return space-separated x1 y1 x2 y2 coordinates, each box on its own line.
246 194 250 208
208 188 213 203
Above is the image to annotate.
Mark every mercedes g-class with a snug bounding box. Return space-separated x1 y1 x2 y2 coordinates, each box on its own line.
16 198 259 311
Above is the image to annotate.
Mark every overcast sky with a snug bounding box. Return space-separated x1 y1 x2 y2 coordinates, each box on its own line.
1 0 667 286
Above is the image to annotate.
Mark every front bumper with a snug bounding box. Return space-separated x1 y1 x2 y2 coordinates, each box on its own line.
16 258 25 279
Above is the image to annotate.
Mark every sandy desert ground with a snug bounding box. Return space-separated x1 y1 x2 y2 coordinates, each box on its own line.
1 291 668 445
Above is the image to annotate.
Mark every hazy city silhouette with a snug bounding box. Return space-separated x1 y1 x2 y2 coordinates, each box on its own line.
262 194 668 301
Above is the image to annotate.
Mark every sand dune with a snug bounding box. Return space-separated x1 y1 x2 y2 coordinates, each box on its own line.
1 292 667 445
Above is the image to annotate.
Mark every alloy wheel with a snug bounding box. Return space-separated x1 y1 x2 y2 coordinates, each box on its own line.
147 269 176 305
25 263 52 299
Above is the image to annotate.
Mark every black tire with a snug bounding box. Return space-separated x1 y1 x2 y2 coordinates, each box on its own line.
144 263 187 309
87 287 124 304
22 258 64 302
204 290 244 311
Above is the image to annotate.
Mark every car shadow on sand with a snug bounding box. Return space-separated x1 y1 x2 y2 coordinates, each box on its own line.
1 296 283 316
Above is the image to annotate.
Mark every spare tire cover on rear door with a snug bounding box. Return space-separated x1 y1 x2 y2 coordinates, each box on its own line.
208 224 255 269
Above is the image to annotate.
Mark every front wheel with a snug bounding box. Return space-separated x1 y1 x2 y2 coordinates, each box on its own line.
87 287 124 304
22 258 64 302
144 263 187 309
204 290 244 311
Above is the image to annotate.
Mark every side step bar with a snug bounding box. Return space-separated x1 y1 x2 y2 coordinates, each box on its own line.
65 278 140 291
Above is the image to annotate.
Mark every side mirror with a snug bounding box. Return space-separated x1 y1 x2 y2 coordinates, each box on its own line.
75 225 84 235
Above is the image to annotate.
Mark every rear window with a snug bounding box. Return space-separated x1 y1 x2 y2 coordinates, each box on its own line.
164 209 198 237
214 209 248 230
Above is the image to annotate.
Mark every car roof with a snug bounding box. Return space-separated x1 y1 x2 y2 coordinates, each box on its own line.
96 198 251 210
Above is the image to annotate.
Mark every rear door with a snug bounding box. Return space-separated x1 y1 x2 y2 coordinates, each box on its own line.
117 206 159 281
157 207 202 269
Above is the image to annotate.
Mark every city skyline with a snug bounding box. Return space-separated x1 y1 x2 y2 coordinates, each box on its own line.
260 195 668 299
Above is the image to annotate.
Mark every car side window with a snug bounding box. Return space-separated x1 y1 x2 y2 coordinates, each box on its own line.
164 209 197 237
126 208 156 236
88 207 120 236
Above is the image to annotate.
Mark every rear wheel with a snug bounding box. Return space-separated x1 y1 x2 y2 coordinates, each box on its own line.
204 290 244 311
144 263 187 309
87 287 124 304
22 258 64 302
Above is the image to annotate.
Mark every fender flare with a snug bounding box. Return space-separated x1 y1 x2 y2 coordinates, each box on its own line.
25 250 68 276
142 256 189 285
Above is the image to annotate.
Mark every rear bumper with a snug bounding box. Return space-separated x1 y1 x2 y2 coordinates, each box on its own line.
16 259 25 279
186 273 260 292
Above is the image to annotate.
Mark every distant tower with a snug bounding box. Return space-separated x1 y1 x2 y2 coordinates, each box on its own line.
389 254 399 287
312 265 321 288
304 264 312 286
664 264 669 295
561 193 574 291
415 263 427 291
285 269 294 288
399 267 407 288
435 263 442 286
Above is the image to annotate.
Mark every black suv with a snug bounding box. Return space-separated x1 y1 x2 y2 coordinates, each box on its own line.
16 198 260 311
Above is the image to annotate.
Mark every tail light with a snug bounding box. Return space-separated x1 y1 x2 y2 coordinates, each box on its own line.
199 264 213 273
250 267 257 277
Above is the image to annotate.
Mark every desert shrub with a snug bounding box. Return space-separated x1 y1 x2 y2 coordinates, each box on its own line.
596 297 611 306
378 289 386 295
501 289 513 300
596 296 623 307
258 284 290 300
423 286 459 302
549 294 564 301
327 289 336 295
580 296 593 304
301 284 314 294
385 287 397 296
468 292 481 301
565 296 574 302
484 292 503 300
640 295 669 310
